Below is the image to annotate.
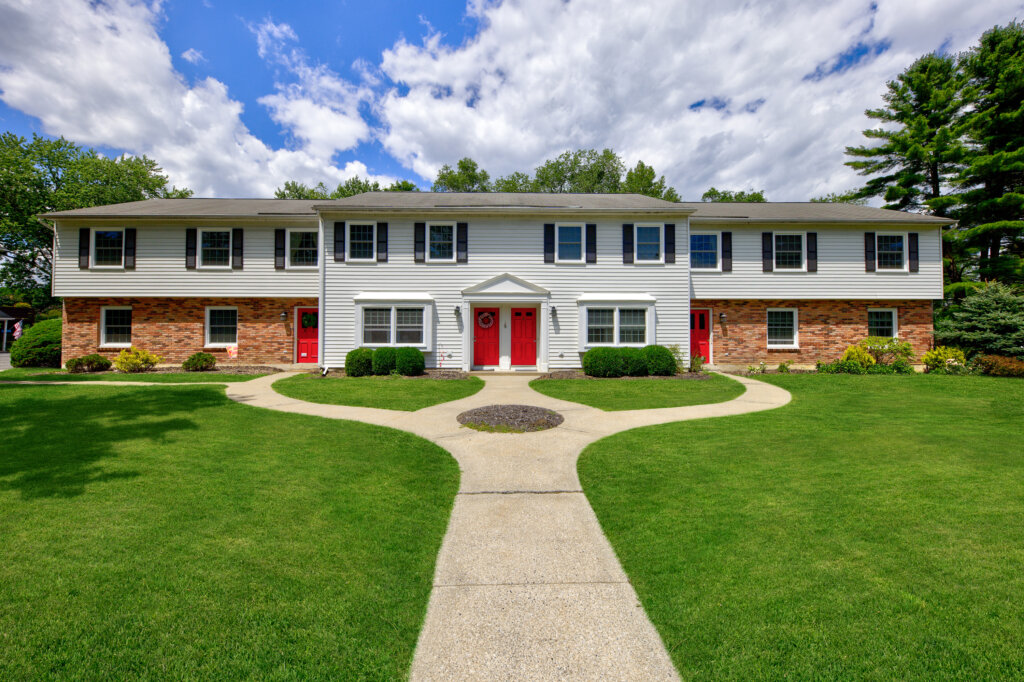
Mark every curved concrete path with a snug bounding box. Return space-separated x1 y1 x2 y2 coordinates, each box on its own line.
223 372 791 680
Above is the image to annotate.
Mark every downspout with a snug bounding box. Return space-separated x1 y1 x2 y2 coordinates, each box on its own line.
318 214 327 373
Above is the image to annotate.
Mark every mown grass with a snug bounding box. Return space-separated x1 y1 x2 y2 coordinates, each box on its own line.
0 367 265 383
579 374 1024 679
273 373 484 411
529 372 745 410
0 384 458 679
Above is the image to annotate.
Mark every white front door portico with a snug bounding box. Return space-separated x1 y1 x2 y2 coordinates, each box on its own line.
460 273 550 372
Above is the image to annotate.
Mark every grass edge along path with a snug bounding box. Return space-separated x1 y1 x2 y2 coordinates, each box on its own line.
529 372 745 411
273 373 485 411
0 367 266 383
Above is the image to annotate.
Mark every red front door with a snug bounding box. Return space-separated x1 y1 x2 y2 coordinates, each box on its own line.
473 308 500 366
511 308 537 365
690 309 710 363
296 308 319 363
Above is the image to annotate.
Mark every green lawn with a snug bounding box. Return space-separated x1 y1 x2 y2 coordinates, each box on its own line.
273 374 484 411
529 373 745 410
579 375 1024 679
0 384 459 679
0 367 266 383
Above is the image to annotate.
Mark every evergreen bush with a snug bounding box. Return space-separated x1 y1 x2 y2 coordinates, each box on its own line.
620 347 649 376
642 345 677 375
65 354 112 373
395 347 426 376
935 284 1024 359
372 347 398 375
9 318 62 368
182 352 217 372
582 347 626 377
344 348 374 377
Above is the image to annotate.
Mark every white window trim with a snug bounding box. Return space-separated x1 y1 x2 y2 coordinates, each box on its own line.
99 305 132 348
346 221 377 263
355 302 434 351
773 232 807 272
286 228 319 270
425 222 457 263
577 303 656 350
766 307 799 349
868 307 899 338
690 230 722 271
204 306 238 348
875 232 909 273
90 228 125 270
634 223 665 264
555 223 586 264
198 228 232 270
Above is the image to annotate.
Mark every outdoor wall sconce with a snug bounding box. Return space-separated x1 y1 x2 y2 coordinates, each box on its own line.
454 305 462 318
280 311 288 322
550 306 557 316
719 312 727 323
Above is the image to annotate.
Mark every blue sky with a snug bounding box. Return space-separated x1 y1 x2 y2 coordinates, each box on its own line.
0 0 1018 199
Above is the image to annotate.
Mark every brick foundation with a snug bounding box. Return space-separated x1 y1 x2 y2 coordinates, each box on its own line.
62 297 317 366
690 299 934 369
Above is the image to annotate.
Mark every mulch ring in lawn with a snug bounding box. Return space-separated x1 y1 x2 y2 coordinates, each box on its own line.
457 404 564 433
541 370 711 381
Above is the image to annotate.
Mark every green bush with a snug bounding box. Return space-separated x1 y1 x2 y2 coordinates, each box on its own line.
113 347 162 373
817 359 867 375
372 347 398 375
582 347 626 377
620 348 648 377
891 359 915 375
935 283 1024 359
642 345 677 376
395 347 426 376
65 354 112 373
922 346 967 372
973 354 1024 378
9 318 62 368
841 345 876 368
344 348 374 377
182 352 217 372
777 360 793 374
865 362 896 374
857 336 914 364
690 354 706 373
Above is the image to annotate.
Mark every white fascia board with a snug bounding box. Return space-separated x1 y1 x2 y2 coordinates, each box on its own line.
577 293 657 303
354 292 435 302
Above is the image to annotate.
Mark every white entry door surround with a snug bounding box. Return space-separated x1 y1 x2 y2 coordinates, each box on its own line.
461 273 550 372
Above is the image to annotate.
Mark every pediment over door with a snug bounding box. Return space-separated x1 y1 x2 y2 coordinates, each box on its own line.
462 273 549 296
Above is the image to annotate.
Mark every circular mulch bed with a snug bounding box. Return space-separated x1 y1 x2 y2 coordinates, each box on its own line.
457 404 564 433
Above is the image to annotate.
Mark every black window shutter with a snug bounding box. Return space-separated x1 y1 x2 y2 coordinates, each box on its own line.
585 223 597 263
377 222 388 263
334 222 345 262
908 232 919 272
414 222 426 263
665 223 676 264
623 224 634 264
456 222 468 263
275 228 286 270
124 228 136 269
232 228 244 269
806 232 817 273
543 223 555 263
721 231 732 272
865 232 876 272
78 228 90 268
762 232 774 272
185 228 197 269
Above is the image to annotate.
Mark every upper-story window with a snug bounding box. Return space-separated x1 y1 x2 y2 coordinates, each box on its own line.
774 233 805 270
428 223 455 262
200 230 231 268
92 229 124 268
556 224 584 263
690 232 719 269
635 224 663 263
876 233 906 270
348 223 376 261
288 229 318 268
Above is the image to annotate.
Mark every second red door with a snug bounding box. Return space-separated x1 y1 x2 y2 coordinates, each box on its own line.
511 308 536 365
473 308 500 366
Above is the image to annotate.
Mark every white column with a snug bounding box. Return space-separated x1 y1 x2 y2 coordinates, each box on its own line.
460 298 471 372
538 301 550 372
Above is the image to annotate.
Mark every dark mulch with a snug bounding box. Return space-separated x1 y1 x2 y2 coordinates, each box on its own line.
457 404 564 433
541 370 711 381
146 365 281 375
319 369 470 380
727 370 817 377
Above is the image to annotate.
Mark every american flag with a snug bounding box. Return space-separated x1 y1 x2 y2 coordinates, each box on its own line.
13 320 22 340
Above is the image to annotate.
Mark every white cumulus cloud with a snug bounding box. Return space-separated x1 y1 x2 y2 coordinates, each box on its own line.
181 47 205 64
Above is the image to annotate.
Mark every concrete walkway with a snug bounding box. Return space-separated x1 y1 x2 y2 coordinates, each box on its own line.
223 372 791 680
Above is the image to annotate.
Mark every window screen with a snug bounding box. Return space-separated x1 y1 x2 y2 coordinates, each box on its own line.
876 235 904 269
349 224 375 260
207 308 237 344
290 231 318 266
94 231 124 267
201 231 231 267
429 225 454 260
690 234 718 269
587 308 614 344
396 308 424 344
767 310 796 346
558 226 583 261
103 308 131 345
774 234 804 269
635 226 662 261
618 309 646 344
363 308 390 344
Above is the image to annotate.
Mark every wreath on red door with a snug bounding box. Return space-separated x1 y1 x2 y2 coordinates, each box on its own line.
477 311 495 329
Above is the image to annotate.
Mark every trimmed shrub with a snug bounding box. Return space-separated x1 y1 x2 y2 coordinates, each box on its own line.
345 348 374 377
865 362 896 374
841 345 876 368
113 347 162 373
65 354 112 373
817 359 867 375
642 345 677 376
620 347 648 377
182 352 217 372
973 354 1024 378
857 336 914 364
922 346 967 372
395 347 426 376
9 318 62 368
372 347 398 375
582 347 626 377
891 359 915 375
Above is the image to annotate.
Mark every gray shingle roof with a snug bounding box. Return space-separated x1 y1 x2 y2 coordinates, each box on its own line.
316 192 683 210
42 198 319 219
683 201 954 224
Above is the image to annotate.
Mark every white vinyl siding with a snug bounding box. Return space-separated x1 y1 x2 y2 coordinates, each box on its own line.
205 307 237 346
100 306 132 347
767 308 798 349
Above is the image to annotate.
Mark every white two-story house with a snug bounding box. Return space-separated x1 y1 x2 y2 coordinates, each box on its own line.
45 193 951 370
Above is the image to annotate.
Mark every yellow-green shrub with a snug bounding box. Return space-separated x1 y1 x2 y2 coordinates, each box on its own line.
841 345 876 368
922 346 967 372
113 347 163 373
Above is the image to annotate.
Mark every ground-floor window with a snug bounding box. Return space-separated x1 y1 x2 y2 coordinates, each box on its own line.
101 306 132 347
206 307 238 346
868 308 897 338
359 305 429 347
766 308 798 349
582 305 652 347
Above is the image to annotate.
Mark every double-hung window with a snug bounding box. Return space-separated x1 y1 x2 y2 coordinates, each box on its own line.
584 306 651 346
288 230 318 268
774 233 805 270
690 232 719 269
868 308 897 338
876 233 906 270
556 224 584 263
359 304 430 347
200 230 231 268
92 229 125 268
101 307 132 347
635 224 663 262
766 308 798 349
427 224 455 262
347 223 376 261
205 307 238 346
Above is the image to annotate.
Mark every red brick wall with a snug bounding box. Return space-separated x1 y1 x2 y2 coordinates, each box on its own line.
690 299 934 368
62 297 317 366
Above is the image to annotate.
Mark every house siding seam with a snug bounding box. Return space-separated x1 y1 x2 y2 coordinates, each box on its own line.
62 297 316 365
690 298 934 368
